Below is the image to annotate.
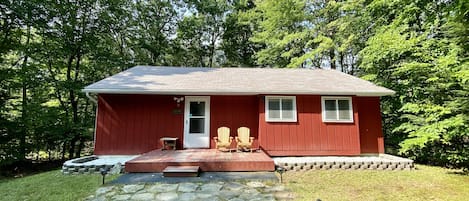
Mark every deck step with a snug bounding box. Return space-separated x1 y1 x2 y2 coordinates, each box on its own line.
163 166 200 177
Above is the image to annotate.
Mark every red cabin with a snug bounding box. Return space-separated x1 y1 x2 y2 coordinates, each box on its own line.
84 66 393 157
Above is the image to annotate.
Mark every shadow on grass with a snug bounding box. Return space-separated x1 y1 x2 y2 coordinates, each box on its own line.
446 170 469 176
0 160 65 179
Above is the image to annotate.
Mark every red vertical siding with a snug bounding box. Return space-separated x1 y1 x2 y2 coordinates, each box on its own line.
209 96 259 148
95 94 383 156
258 95 361 156
95 94 184 155
95 95 259 155
358 97 385 154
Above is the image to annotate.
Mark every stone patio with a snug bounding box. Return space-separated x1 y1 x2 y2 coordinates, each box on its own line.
85 181 295 201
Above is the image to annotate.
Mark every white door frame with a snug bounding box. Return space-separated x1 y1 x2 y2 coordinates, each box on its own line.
183 96 210 148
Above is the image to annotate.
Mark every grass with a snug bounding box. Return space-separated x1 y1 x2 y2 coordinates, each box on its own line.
0 170 116 201
284 165 469 201
0 165 468 201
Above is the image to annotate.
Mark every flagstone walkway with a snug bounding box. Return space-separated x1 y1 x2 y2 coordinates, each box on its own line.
85 181 295 201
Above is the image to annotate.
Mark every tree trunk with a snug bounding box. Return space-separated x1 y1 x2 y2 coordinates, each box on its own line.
61 141 67 160
75 136 85 158
19 25 31 161
68 136 77 159
209 30 217 68
329 49 336 70
65 54 76 158
19 79 27 160
339 52 345 73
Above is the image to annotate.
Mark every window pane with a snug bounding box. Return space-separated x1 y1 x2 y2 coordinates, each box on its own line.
268 99 280 119
324 100 337 120
282 99 294 119
189 118 204 133
190 102 205 116
338 100 351 120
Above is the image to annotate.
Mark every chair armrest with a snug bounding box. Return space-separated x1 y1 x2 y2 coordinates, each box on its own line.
249 137 255 142
213 137 218 142
229 136 233 142
235 136 240 142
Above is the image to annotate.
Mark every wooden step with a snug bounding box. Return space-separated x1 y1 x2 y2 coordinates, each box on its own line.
163 166 200 177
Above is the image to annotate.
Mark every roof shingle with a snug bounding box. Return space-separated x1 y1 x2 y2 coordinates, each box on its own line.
83 66 394 96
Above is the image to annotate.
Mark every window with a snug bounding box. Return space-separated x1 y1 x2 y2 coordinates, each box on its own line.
321 96 353 122
265 96 297 122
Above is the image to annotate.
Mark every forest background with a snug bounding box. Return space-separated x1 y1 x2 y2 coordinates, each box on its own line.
0 0 467 170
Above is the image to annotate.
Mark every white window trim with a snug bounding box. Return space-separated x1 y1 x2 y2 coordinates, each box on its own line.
265 96 297 122
321 96 354 123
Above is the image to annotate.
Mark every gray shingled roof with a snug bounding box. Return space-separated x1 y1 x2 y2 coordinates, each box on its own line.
83 66 394 96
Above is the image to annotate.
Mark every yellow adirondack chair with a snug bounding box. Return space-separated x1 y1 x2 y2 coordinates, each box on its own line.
213 127 233 151
236 127 255 152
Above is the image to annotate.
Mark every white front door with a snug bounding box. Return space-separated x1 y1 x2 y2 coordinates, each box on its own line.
183 96 210 148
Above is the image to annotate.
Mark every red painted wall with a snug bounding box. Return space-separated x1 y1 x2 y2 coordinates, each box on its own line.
95 95 259 154
95 94 184 154
258 95 361 156
95 94 383 156
357 97 385 153
210 96 259 148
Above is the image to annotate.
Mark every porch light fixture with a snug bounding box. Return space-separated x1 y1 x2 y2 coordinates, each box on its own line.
173 97 184 107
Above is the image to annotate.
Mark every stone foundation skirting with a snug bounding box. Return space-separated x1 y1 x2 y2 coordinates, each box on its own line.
62 155 137 175
274 154 414 171
62 164 123 175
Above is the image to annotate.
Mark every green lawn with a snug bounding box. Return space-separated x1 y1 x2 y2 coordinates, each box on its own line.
284 165 469 201
0 170 114 201
0 165 468 201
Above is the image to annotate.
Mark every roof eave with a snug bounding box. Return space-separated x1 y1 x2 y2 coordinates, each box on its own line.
82 88 395 97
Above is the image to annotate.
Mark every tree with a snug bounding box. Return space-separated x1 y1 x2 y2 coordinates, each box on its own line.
221 0 259 67
175 0 229 67
243 0 366 71
360 0 469 169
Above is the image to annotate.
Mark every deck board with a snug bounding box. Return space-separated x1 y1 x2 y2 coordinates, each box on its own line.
125 149 275 172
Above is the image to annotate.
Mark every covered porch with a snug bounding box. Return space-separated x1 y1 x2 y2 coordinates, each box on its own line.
125 149 275 173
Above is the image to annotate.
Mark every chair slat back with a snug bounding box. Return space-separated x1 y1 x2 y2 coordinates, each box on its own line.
217 127 230 142
237 127 250 143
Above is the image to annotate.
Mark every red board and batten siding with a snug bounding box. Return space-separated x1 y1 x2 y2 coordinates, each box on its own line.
95 94 259 155
258 95 362 156
95 94 184 155
210 96 259 148
95 94 384 156
357 97 385 154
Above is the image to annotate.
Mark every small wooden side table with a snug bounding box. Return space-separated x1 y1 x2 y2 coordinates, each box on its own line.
160 137 178 150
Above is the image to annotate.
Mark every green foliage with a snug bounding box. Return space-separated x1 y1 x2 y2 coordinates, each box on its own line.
221 0 259 67
243 0 367 71
1 0 468 171
360 0 469 169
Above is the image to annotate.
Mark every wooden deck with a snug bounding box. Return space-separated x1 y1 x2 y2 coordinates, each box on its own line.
125 149 275 173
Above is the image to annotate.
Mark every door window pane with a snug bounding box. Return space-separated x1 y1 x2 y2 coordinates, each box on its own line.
190 102 205 116
338 100 351 120
324 100 337 120
189 118 204 133
268 99 280 119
